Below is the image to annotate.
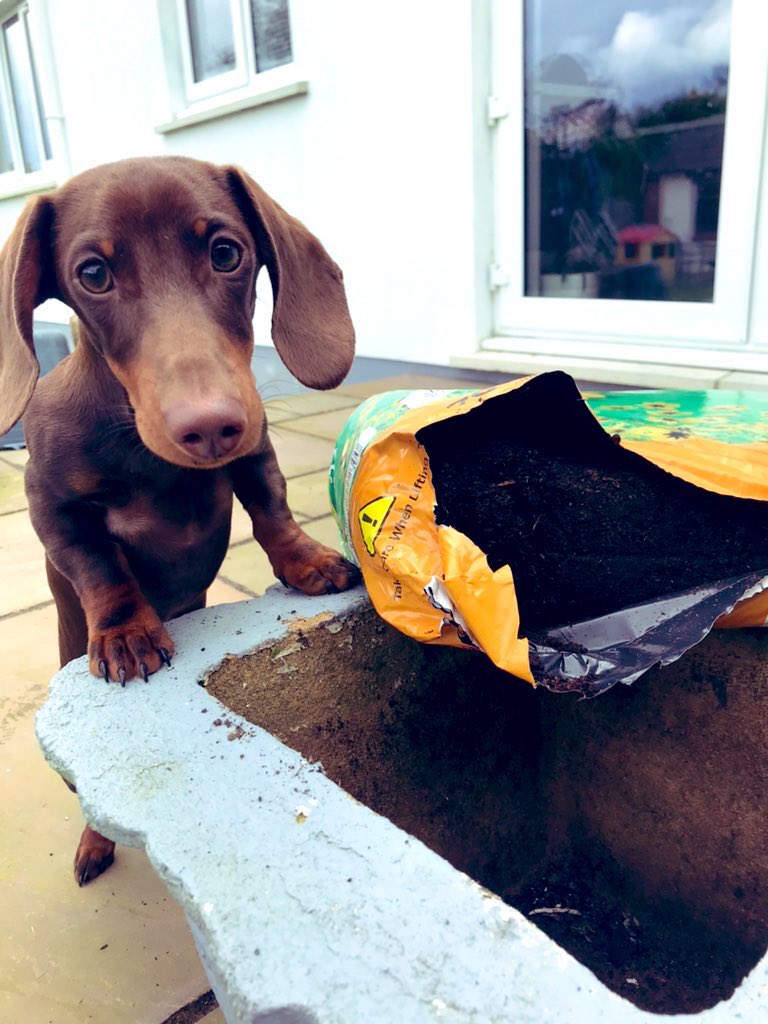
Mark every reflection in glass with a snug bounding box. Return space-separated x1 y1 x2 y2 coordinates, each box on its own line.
0 97 15 174
525 0 731 302
250 0 292 72
186 0 237 82
4 12 50 173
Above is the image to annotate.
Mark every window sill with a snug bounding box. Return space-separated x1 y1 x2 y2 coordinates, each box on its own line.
453 346 768 391
0 174 58 202
156 72 308 134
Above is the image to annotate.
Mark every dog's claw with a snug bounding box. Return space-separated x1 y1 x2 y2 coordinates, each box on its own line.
141 662 149 682
348 564 362 586
118 666 126 688
277 575 288 588
99 660 109 683
159 647 172 667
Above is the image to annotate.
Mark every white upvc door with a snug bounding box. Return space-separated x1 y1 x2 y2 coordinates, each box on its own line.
489 0 768 371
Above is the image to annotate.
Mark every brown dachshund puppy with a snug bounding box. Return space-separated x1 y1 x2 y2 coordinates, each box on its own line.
0 156 359 884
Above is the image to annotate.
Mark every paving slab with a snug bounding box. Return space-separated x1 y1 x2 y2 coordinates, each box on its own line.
0 460 26 515
267 428 335 478
0 605 210 1024
0 509 50 616
264 391 359 424
286 470 337 520
276 407 361 442
0 448 30 467
335 374 486 399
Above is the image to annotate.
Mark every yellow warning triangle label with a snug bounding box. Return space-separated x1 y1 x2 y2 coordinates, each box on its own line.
358 495 395 556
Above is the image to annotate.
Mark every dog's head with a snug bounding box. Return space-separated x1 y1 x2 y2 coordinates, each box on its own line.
0 156 354 467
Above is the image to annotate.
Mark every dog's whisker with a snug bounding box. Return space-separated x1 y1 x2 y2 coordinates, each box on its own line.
257 386 285 402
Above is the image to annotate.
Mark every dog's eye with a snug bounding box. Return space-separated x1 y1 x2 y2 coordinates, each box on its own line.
210 239 242 273
77 259 113 294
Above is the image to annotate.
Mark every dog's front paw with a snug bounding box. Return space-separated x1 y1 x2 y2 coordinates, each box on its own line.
87 605 175 684
275 535 361 596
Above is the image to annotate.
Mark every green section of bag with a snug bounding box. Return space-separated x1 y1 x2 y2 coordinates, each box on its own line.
586 389 768 444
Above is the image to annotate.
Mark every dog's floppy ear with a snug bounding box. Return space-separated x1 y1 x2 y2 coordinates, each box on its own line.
225 167 355 390
0 195 56 434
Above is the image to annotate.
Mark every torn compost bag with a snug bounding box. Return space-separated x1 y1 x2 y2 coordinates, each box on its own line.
329 372 768 697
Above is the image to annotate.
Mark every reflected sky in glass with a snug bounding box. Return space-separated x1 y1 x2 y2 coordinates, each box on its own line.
530 0 730 111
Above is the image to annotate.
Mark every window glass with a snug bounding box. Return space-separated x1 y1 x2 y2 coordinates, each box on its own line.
0 96 15 174
4 12 49 173
186 0 237 82
524 0 730 302
250 0 292 72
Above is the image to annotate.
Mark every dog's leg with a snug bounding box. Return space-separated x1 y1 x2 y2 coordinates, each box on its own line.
230 439 360 594
45 562 209 885
46 557 118 885
26 471 176 683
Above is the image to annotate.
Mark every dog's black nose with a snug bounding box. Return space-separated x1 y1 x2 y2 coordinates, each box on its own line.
167 398 246 461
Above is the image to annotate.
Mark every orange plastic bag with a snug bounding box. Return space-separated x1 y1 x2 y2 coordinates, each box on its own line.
330 372 768 695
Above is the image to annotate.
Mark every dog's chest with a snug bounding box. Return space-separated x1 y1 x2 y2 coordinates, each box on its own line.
103 472 232 556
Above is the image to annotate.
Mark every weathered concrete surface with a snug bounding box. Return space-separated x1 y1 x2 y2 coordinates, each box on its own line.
36 587 768 1023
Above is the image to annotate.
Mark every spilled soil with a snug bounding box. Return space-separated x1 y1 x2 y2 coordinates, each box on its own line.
418 373 768 632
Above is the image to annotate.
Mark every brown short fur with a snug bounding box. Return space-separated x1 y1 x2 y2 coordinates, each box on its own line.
0 156 360 884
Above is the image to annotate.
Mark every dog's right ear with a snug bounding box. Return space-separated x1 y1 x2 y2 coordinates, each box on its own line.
0 195 56 435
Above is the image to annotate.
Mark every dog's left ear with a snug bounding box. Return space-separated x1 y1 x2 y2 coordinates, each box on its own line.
0 195 57 435
225 167 355 390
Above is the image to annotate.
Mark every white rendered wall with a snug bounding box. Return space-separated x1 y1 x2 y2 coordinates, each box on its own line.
0 0 485 367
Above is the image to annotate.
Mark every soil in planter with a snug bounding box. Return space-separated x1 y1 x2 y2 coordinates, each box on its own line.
512 855 761 1016
207 611 768 1015
419 375 768 633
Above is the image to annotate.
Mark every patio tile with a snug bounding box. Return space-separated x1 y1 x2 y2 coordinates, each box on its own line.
0 602 59 710
0 448 30 467
218 542 274 597
302 514 346 552
230 500 254 546
0 509 50 617
0 604 211 1024
264 391 359 424
268 427 335 478
0 460 27 515
287 470 335 520
207 577 252 607
335 374 482 399
276 406 357 443
200 1007 226 1022
219 514 351 599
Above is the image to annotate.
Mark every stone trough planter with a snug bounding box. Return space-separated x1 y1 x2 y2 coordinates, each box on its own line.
36 586 768 1022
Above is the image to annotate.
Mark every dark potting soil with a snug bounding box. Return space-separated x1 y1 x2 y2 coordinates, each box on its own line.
419 374 768 633
513 858 759 1014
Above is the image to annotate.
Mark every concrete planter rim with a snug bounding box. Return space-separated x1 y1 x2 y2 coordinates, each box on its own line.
35 585 768 1024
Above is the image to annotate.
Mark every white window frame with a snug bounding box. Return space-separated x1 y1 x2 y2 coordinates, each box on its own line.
488 0 768 372
158 0 306 134
177 0 251 103
0 1 55 195
178 0 297 107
